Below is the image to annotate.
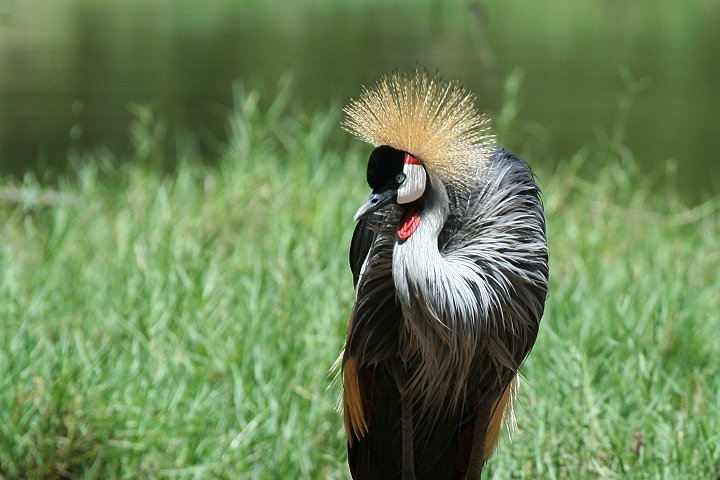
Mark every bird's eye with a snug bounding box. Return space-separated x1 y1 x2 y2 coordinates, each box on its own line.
395 173 406 184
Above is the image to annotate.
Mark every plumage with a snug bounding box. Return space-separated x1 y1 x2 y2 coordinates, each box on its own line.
342 71 495 190
339 71 548 479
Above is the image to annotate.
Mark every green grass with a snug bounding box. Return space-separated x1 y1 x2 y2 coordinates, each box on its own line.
1 86 719 479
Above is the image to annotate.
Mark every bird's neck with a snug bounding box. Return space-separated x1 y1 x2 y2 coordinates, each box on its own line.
391 178 483 410
393 177 449 287
392 179 458 325
393 178 449 304
392 175 485 334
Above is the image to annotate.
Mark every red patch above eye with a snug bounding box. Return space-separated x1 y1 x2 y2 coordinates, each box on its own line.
398 205 420 241
404 153 421 165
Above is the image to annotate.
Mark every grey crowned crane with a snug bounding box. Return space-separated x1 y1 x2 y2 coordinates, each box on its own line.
338 71 548 479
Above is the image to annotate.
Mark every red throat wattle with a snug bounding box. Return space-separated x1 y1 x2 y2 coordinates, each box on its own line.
398 205 420 241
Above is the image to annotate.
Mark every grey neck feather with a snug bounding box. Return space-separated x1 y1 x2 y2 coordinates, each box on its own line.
392 173 487 413
373 150 548 423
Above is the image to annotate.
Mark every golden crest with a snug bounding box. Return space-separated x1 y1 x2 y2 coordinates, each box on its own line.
343 70 495 186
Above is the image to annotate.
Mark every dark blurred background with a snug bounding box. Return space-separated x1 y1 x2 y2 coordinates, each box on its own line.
1 0 718 201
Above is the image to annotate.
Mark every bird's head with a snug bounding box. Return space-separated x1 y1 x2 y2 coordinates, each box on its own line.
343 70 495 225
353 145 426 221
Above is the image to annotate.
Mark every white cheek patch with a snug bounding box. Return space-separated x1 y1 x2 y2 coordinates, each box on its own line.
397 154 426 204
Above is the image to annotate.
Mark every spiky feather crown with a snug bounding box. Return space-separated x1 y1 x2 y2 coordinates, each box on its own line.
342 71 495 186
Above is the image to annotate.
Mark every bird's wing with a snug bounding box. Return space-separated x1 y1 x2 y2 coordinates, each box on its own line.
344 218 407 477
345 217 402 368
442 148 548 372
345 222 469 478
349 218 374 287
430 150 548 474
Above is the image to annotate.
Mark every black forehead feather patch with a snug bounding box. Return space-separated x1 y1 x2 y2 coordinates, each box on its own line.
366 145 406 190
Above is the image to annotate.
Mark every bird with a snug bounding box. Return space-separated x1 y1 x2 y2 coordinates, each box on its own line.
338 71 548 479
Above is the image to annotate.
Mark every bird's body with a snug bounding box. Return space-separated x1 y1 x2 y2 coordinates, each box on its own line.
339 72 548 479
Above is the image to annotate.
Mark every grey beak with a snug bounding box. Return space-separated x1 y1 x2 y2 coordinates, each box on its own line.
353 190 396 221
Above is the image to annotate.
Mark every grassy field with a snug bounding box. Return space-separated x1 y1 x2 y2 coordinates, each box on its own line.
1 87 719 479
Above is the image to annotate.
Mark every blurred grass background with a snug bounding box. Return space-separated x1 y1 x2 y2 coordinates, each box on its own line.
1 0 719 478
1 0 719 198
1 80 719 478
